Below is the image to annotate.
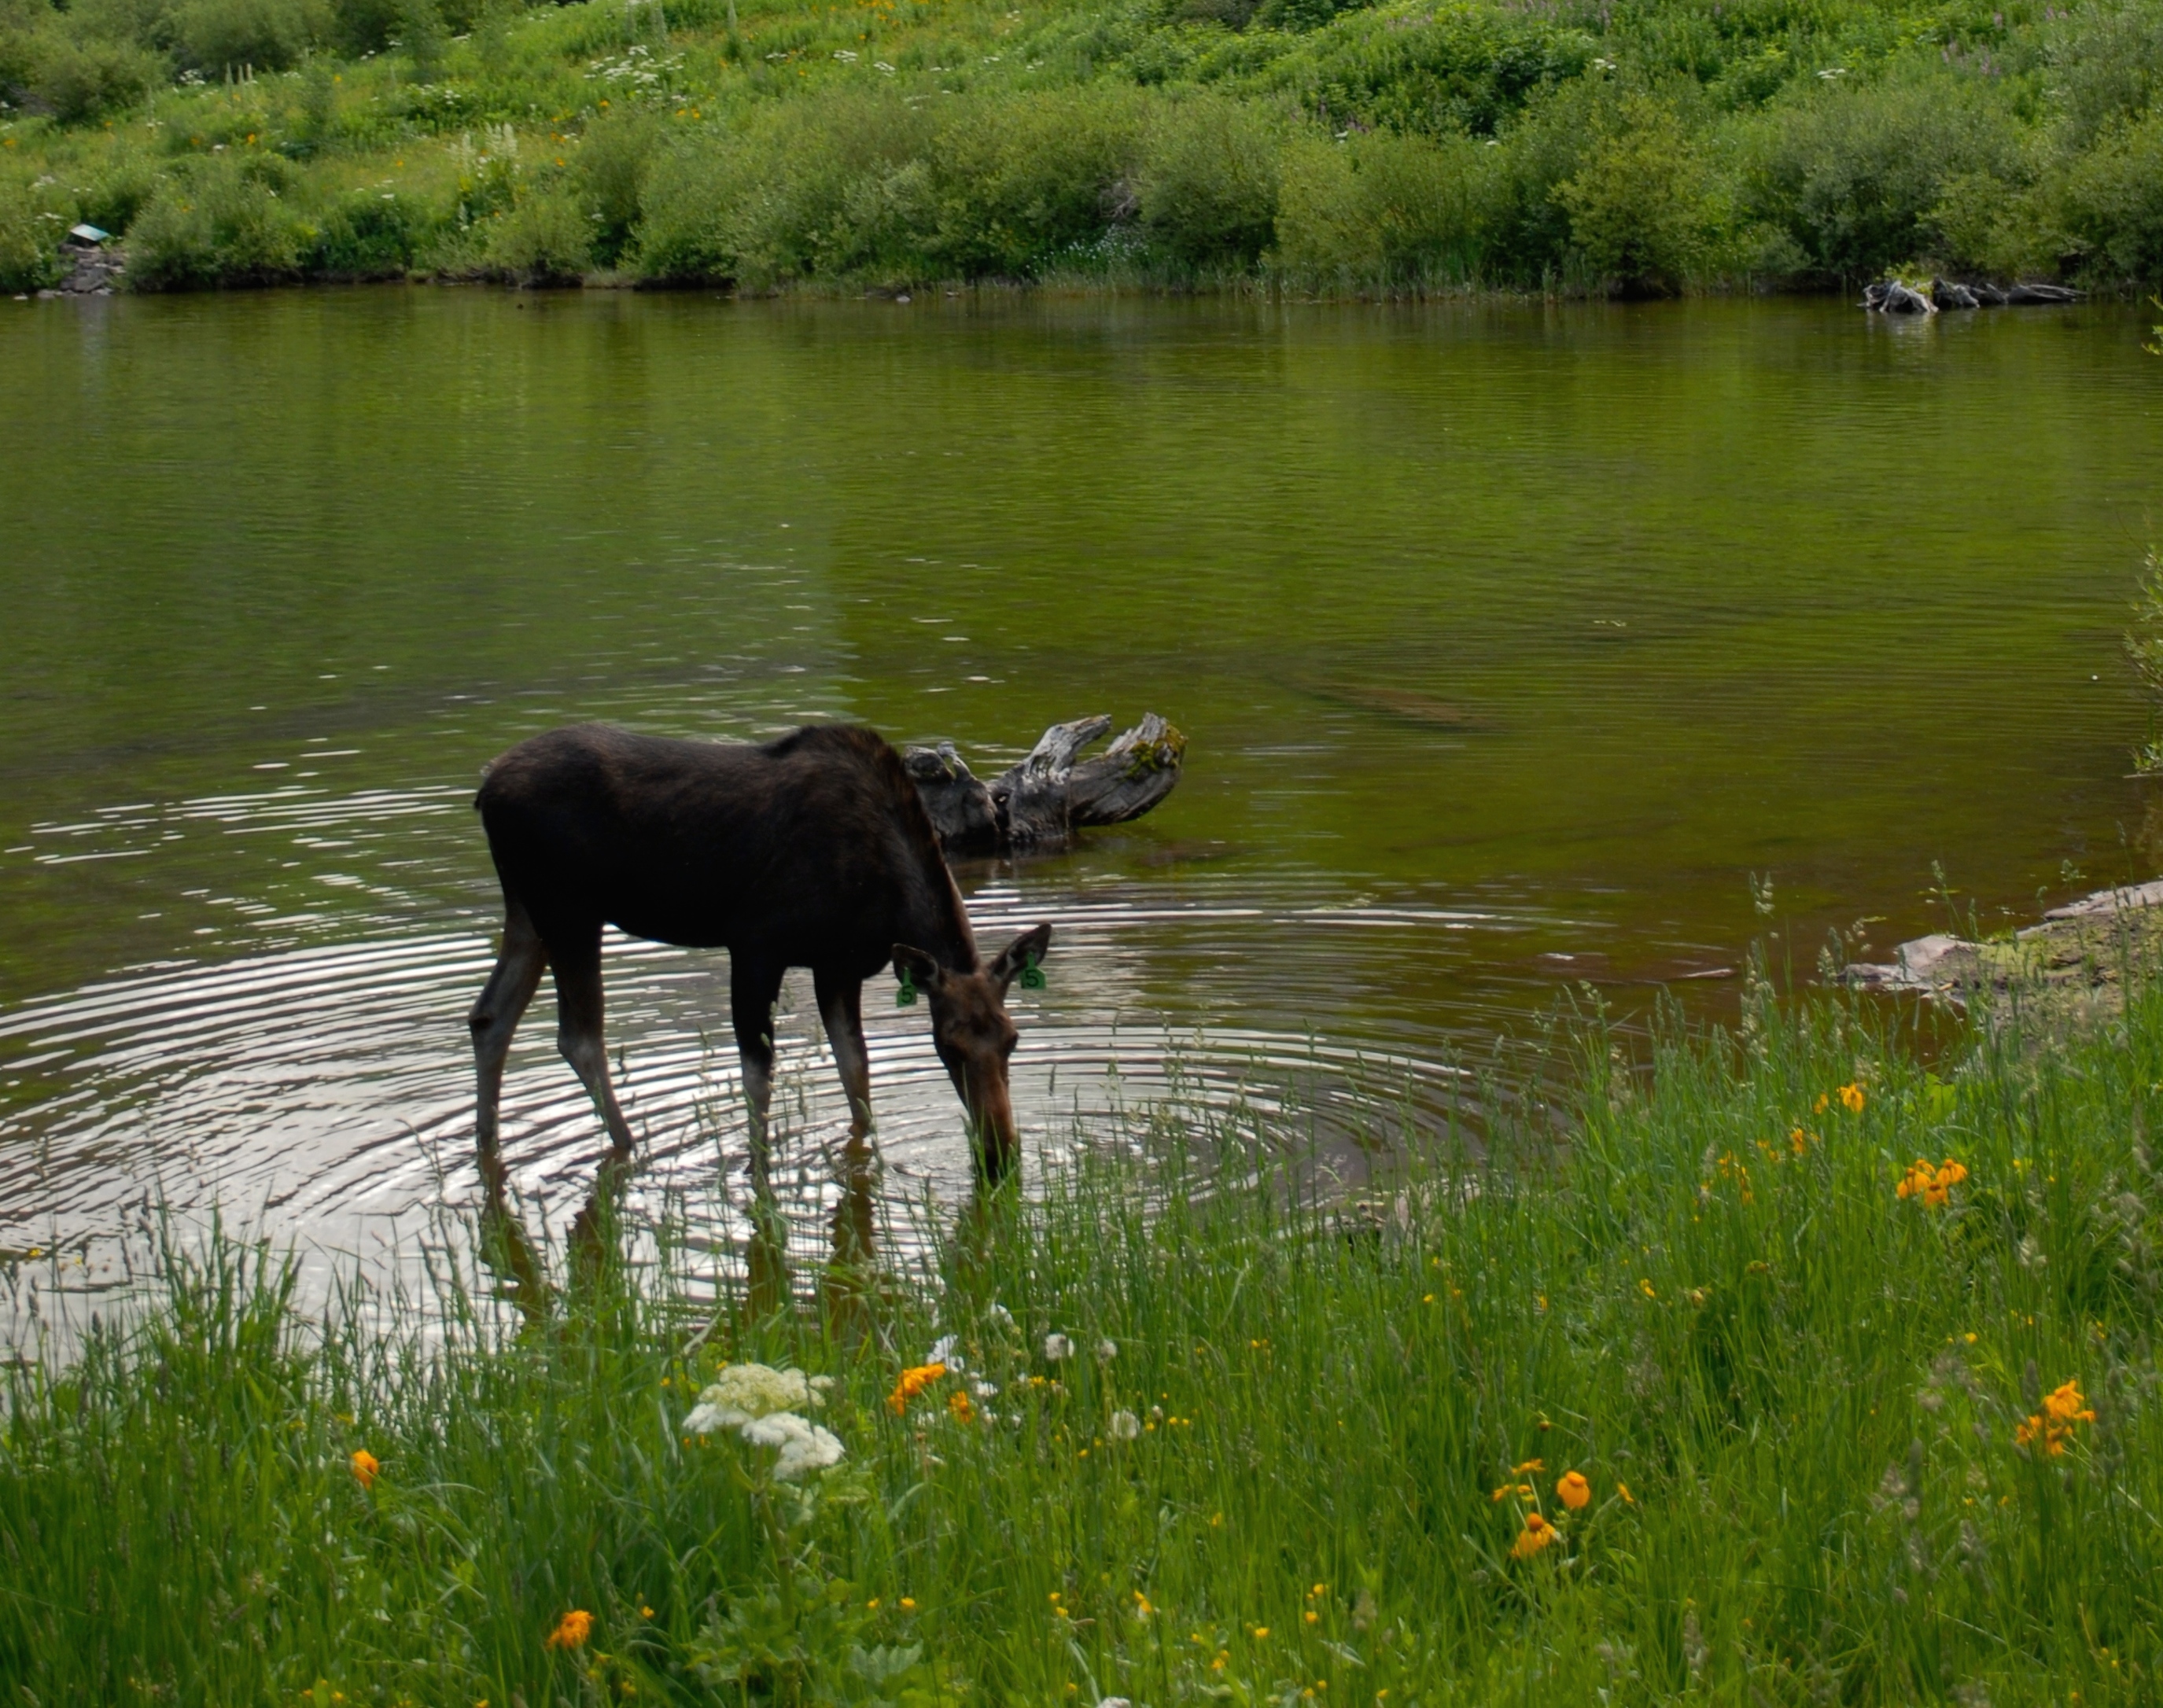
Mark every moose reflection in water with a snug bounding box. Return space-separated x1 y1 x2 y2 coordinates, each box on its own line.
466 722 1056 1208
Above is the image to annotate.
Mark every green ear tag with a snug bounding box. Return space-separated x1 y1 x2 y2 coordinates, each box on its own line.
1020 952 1046 991
896 967 917 1007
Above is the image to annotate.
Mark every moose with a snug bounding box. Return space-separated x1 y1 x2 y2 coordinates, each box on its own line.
468 722 1053 1189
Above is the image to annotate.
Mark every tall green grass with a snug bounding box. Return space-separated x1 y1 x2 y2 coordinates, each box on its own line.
6 965 2163 1702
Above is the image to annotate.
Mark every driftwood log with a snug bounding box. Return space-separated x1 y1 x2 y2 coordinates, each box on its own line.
1863 278 2080 313
904 712 1187 853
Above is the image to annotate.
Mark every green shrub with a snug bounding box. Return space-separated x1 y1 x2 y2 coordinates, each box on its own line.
2043 0 2163 148
1273 127 1491 286
78 147 161 233
172 0 324 72
481 182 589 279
1557 92 1730 290
928 86 1146 276
2047 108 2163 282
636 90 936 287
126 158 307 286
310 183 427 274
323 0 396 55
1269 4 1599 138
1139 92 1281 267
1742 74 2026 279
28 34 163 120
574 105 660 266
0 175 64 289
395 0 444 79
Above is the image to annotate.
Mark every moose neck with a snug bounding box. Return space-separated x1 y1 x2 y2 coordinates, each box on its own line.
903 856 982 974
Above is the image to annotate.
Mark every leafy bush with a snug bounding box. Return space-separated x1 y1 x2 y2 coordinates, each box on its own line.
1273 127 1491 286
0 174 64 289
310 183 428 274
2043 0 2163 148
574 105 660 266
77 147 160 233
1557 92 1730 290
172 0 325 72
928 86 1146 276
1138 92 1281 267
126 157 307 286
2047 109 2163 282
1269 4 1599 138
481 182 590 279
1741 74 2026 279
28 35 164 120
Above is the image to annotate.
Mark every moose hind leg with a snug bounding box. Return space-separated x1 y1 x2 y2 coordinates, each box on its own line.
470 898 547 1191
550 924 638 1157
731 956 786 1193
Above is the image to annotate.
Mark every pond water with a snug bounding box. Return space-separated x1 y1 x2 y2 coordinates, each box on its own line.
2 288 2158 1319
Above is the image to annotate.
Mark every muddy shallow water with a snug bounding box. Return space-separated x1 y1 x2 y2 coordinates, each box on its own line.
2 288 2157 1325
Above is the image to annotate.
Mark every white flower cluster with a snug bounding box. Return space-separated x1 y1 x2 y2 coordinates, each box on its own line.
684 1362 842 1482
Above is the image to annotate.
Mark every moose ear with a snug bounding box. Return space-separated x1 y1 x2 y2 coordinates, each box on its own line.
891 944 945 992
989 922 1053 992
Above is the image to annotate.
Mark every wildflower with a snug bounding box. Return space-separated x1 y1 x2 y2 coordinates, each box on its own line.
1896 1158 1968 1208
1510 1459 1545 1474
1557 1471 1591 1511
900 1597 917 1612
684 1364 830 1432
1509 1511 1559 1559
1044 1333 1073 1362
986 1302 1016 1331
1789 1127 1811 1155
887 1362 948 1414
639 1605 654 1618
741 1412 846 1480
1109 1409 1141 1441
926 1333 964 1371
1639 1279 1656 1299
947 1389 975 1423
1100 1699 1133 1707
544 1610 593 1650
2016 1379 2096 1458
1616 1481 1634 1504
1839 1082 1865 1114
1097 1338 1118 1363
1490 1482 1533 1501
1252 1626 1270 1639
350 1449 380 1489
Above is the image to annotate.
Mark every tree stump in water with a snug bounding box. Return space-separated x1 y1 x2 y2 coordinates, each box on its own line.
904 712 1188 853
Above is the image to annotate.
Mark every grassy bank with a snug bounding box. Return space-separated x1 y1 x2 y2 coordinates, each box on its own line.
6 956 2163 1703
6 0 2163 296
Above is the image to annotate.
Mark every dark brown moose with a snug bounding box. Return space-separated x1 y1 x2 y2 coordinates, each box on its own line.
468 723 1052 1188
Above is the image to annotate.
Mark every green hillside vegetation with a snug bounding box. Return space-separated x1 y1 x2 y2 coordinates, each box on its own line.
2 0 2161 295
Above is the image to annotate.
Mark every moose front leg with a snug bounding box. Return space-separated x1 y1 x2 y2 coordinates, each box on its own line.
813 968 875 1143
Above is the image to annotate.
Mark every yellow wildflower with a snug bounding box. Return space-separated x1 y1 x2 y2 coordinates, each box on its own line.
1509 1511 1559 1559
947 1389 975 1423
1896 1158 1967 1208
1556 1471 1591 1511
886 1362 947 1414
350 1449 379 1489
2015 1379 2095 1457
544 1610 593 1651
1839 1083 1866 1114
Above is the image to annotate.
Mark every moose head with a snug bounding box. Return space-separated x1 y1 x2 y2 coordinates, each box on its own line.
892 922 1053 1179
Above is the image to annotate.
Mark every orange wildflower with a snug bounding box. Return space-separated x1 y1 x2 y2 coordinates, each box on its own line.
1896 1158 1967 1208
886 1362 947 1414
349 1449 379 1489
1509 1511 1558 1560
1556 1471 1591 1511
947 1388 975 1423
1839 1083 1866 1114
2015 1379 2095 1458
545 1610 593 1650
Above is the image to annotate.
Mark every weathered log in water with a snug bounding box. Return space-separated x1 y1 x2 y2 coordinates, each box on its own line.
1863 278 2081 312
905 712 1187 853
